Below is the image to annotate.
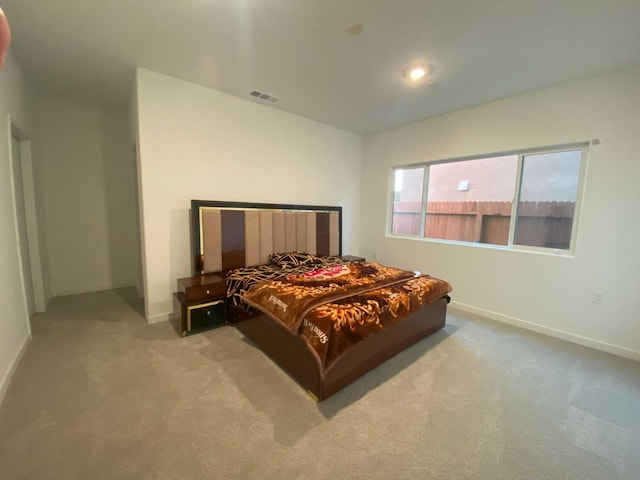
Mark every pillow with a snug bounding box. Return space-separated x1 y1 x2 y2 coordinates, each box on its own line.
268 252 322 268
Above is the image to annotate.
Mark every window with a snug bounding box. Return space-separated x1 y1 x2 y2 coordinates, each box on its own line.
390 145 586 252
392 167 424 236
514 151 582 249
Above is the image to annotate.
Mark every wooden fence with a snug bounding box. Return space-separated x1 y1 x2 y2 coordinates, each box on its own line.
392 201 575 249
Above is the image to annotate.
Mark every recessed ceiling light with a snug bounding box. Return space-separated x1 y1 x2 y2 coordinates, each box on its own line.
403 64 435 86
408 67 426 81
347 23 365 35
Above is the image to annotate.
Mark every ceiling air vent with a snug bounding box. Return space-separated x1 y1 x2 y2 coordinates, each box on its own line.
250 90 280 102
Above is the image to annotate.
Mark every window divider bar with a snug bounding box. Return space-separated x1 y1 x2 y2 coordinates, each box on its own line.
508 154 525 246
420 167 429 238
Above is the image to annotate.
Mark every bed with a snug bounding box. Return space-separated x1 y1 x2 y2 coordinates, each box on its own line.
191 200 452 400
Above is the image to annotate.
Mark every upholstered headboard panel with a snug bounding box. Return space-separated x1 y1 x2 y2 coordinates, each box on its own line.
191 200 342 274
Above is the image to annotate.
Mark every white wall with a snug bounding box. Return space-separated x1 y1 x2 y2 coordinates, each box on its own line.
0 53 36 402
361 66 640 360
37 98 140 296
135 68 363 322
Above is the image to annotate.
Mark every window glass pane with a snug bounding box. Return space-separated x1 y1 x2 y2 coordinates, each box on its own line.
425 155 517 244
514 150 581 249
392 167 424 235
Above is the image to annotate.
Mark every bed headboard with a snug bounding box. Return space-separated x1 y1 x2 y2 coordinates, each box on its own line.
191 200 342 275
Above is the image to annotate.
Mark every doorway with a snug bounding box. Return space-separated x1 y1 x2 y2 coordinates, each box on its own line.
10 126 45 314
11 134 35 315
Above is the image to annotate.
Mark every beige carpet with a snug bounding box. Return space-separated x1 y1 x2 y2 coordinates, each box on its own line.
0 288 639 479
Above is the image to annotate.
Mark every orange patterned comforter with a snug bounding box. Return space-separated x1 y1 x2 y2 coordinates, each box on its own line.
241 262 452 372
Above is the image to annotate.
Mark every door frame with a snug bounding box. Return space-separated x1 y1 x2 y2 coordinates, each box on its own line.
9 116 46 313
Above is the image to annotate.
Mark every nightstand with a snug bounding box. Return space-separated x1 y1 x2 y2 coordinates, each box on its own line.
176 273 227 336
341 255 365 262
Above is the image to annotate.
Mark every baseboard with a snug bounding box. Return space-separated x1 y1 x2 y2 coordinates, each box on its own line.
0 334 32 407
449 301 640 362
145 311 180 324
51 283 136 297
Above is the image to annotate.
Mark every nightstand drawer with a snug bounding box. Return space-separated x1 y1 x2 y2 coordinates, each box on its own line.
187 299 226 332
183 282 226 301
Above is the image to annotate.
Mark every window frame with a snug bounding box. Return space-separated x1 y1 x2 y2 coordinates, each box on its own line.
388 142 589 256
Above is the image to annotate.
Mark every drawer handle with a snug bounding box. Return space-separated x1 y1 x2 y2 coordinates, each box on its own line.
206 289 210 295
207 310 211 315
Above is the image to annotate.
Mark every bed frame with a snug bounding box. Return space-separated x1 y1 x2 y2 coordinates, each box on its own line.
191 200 449 401
190 199 342 274
229 298 447 400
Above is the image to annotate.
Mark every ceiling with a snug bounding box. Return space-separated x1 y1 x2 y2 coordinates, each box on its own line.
3 0 640 134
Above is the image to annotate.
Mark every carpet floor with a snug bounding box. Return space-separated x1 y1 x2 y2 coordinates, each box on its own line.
0 288 638 479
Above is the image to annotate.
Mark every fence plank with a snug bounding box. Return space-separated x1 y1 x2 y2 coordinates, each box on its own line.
392 201 574 247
